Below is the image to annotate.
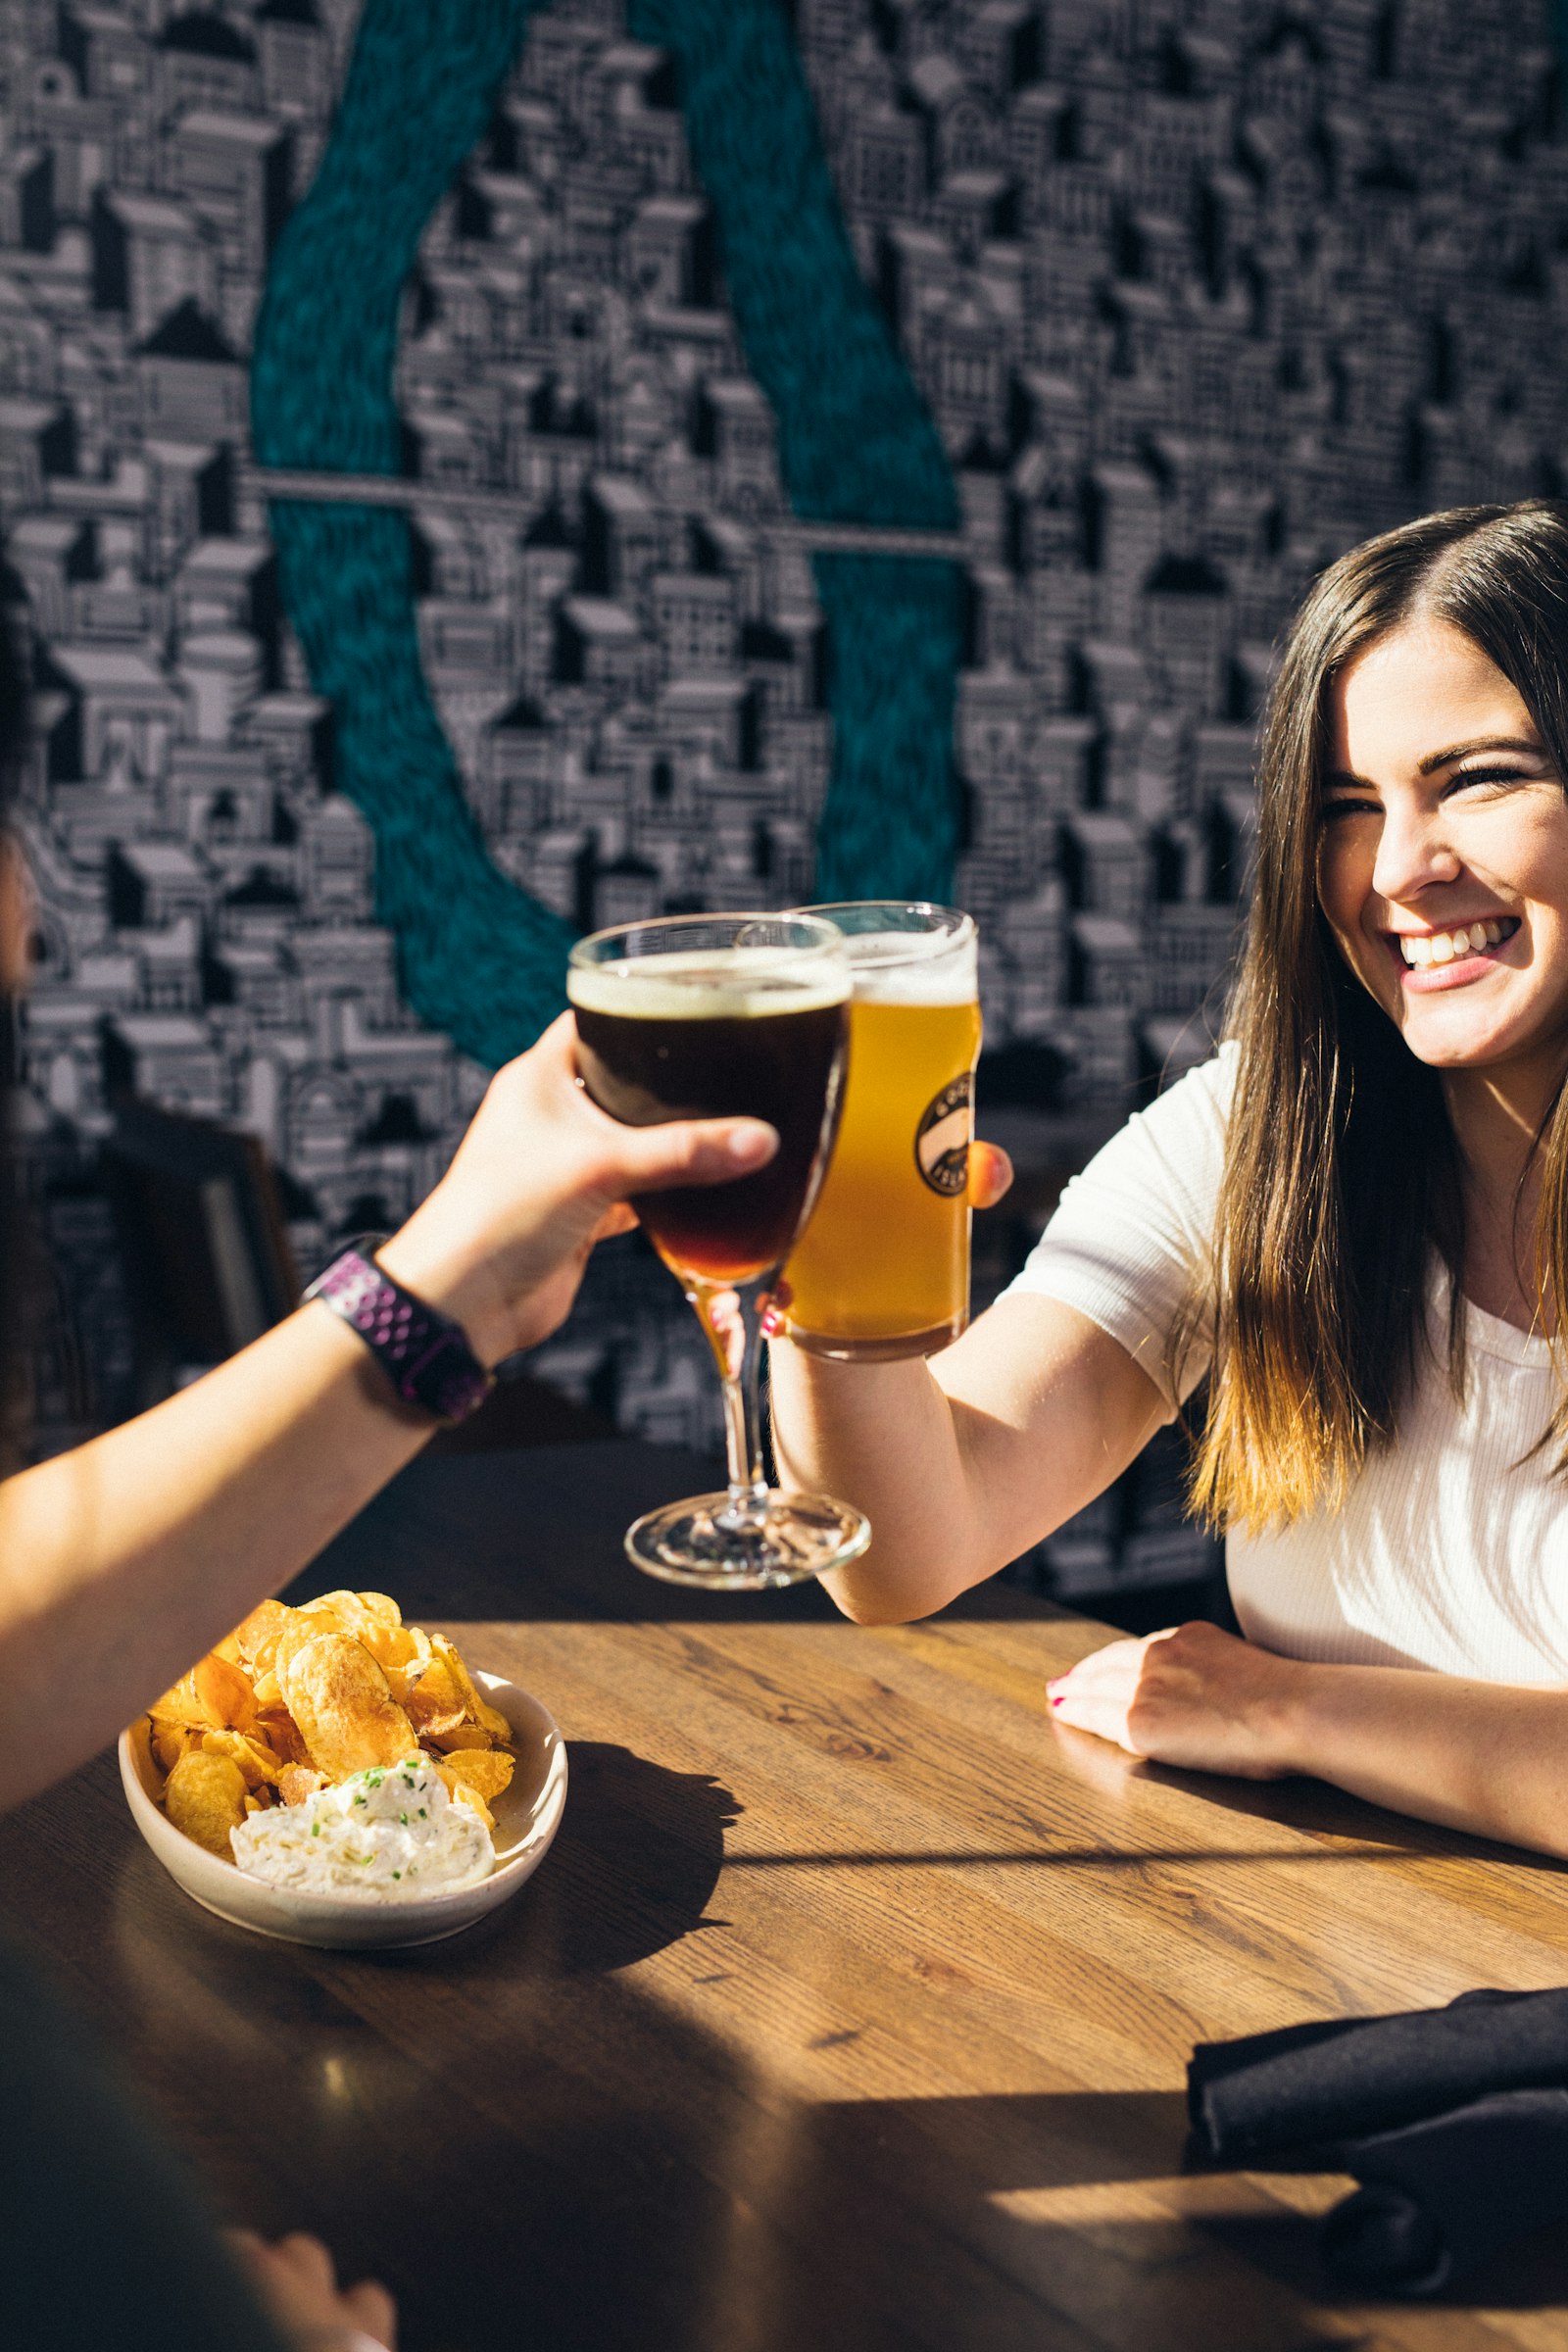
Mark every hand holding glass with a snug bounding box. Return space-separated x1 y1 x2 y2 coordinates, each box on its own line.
566 914 870 1589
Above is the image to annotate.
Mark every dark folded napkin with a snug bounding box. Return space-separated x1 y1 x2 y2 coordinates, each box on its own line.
1188 1985 1568 2162
1320 2088 1568 2296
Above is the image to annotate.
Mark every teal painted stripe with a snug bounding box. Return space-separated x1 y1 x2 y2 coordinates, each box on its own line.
629 0 964 903
252 0 963 1068
252 0 574 1070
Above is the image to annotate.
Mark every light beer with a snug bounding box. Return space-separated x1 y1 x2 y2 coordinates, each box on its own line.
783 906 981 1359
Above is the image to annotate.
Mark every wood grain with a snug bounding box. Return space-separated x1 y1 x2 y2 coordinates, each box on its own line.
6 1439 1568 2352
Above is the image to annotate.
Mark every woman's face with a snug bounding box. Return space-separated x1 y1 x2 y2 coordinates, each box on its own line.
1317 614 1568 1087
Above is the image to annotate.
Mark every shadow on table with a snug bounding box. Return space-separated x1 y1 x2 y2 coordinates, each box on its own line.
1200 2204 1568 2314
774 2089 1568 2337
399 1742 739 1978
76 1815 1568 2352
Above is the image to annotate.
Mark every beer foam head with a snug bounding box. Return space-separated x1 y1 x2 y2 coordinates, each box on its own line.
838 930 979 1006
567 946 849 1019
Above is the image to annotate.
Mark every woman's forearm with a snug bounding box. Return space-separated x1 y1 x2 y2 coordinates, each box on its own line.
767 1342 986 1621
769 1298 1170 1626
0 1304 432 1808
1279 1659 1568 1857
1052 1620 1568 1861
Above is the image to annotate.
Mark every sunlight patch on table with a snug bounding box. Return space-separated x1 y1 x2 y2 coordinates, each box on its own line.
989 2172 1352 2229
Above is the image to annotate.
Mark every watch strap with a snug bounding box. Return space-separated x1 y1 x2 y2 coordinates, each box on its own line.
304 1247 493 1426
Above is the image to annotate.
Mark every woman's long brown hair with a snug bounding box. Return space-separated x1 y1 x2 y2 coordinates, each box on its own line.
1182 500 1568 1530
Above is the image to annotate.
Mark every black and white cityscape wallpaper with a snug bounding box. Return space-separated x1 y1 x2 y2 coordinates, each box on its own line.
0 0 1561 1595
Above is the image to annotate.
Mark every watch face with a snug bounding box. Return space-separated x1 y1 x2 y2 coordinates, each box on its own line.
406 1325 483 1414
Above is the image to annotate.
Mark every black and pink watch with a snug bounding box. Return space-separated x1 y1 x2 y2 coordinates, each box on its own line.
304 1245 493 1425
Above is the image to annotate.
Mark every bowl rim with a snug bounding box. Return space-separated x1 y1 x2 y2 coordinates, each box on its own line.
119 1666 567 1919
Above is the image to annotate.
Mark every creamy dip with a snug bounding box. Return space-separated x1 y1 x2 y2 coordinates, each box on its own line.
229 1757 494 1899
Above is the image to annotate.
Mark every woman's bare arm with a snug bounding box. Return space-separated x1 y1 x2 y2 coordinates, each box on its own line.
1048 1619 1568 1859
0 1016 778 1810
769 1292 1170 1623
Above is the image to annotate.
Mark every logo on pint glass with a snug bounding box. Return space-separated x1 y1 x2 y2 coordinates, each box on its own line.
915 1073 973 1197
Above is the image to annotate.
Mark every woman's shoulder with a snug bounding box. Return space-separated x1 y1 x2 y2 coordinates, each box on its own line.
1002 1042 1232 1399
1081 1038 1236 1200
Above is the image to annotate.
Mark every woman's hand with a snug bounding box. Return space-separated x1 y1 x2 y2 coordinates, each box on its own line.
967 1141 1013 1209
1047 1620 1302 1781
376 1012 777 1364
226 2230 396 2350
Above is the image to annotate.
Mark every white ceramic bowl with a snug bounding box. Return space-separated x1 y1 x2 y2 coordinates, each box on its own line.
119 1670 567 1951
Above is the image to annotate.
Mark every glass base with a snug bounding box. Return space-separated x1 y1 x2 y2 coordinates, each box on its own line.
625 1489 870 1590
784 1312 967 1363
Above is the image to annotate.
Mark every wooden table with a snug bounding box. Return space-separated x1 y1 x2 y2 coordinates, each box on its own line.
8 1438 1568 2352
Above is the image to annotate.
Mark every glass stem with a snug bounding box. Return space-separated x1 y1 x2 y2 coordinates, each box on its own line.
689 1276 772 1527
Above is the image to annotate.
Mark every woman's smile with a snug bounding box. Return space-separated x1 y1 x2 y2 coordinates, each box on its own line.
1385 913 1521 989
1318 614 1568 1090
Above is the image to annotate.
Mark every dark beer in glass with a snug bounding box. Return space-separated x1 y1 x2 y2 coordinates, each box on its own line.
566 914 869 1590
572 991 847 1283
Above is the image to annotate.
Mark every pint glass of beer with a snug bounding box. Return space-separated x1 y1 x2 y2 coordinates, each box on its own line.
566 913 870 1590
781 904 981 1360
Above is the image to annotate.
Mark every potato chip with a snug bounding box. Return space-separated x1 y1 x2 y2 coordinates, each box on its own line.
232 1598 294 1670
149 1717 190 1774
194 1652 258 1732
199 1729 284 1789
250 1668 283 1709
255 1708 309 1767
149 1670 211 1731
280 1634 418 1779
151 1651 256 1734
165 1749 248 1857
243 1786 274 1813
439 1747 514 1803
378 1624 432 1701
429 1635 512 1740
429 1762 495 1831
404 1655 466 1740
271 1612 345 1692
302 1590 401 1654
426 1722 495 1752
305 1587 400 1628
278 1765 328 1807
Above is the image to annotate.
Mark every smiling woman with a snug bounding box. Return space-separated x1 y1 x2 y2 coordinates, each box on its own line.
1194 506 1568 1530
769 498 1568 1863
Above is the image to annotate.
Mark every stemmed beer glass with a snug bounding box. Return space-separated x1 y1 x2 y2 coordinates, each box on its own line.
566 913 871 1590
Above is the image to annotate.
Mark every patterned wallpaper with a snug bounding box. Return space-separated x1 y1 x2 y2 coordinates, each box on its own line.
1 0 1563 1590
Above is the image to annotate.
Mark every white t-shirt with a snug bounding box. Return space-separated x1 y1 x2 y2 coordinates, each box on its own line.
1006 1045 1568 1684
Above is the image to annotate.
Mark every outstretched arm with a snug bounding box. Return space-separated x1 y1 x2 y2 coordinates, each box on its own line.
1048 1621 1568 1859
769 1285 1170 1624
0 1015 777 1810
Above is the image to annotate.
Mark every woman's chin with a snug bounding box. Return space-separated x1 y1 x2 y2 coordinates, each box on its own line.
1395 1001 1556 1073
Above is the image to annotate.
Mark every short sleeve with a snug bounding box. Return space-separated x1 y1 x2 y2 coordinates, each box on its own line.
1001 1044 1234 1415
